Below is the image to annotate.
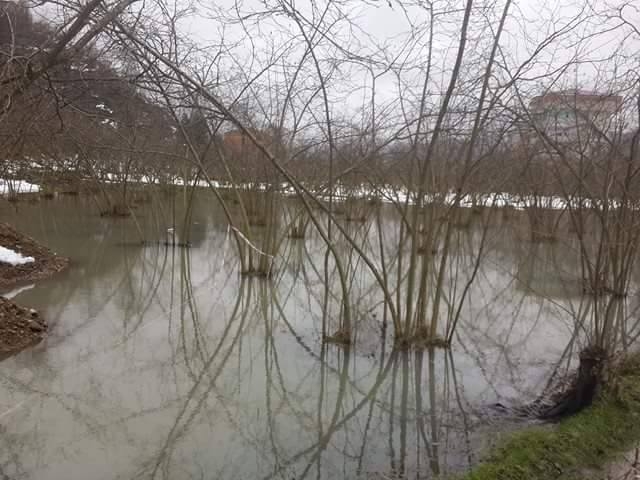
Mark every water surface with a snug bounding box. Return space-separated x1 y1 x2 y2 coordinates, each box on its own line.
0 193 583 479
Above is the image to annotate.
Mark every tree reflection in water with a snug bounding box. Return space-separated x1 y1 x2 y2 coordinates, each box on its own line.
0 195 637 479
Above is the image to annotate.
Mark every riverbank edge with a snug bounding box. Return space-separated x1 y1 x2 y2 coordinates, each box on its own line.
0 222 69 290
0 222 69 360
458 354 640 480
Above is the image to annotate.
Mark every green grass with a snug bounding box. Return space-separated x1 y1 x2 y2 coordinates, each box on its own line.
459 355 640 480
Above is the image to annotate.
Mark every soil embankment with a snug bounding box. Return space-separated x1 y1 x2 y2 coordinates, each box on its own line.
0 222 68 289
0 298 48 360
0 222 68 359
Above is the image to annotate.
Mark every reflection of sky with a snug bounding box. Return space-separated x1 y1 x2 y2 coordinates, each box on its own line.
0 195 629 479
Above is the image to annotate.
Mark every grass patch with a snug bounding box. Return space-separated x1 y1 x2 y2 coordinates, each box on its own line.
458 355 640 480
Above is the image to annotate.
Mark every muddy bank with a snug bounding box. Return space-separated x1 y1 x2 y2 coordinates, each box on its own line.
0 297 47 360
0 222 68 289
0 222 68 359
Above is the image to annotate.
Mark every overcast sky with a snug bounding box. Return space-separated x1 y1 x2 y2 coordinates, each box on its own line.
177 0 639 108
34 0 640 132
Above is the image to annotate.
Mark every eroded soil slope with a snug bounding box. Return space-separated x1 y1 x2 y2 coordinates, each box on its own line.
0 222 68 359
0 222 68 289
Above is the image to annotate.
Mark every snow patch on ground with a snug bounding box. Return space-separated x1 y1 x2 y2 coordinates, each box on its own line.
96 103 113 114
0 246 35 266
0 179 40 195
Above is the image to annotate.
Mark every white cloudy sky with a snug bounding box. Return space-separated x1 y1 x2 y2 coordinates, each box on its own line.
34 0 640 133
179 0 639 113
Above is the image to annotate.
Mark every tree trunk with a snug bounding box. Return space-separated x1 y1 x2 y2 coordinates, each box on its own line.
539 346 606 420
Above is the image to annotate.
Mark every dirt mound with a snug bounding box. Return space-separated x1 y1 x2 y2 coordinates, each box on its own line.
0 222 69 360
0 297 47 360
0 222 68 289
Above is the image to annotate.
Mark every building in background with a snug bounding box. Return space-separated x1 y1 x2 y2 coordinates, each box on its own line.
529 90 623 145
223 127 286 161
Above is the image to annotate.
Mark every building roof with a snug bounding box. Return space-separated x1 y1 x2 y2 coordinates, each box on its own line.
530 90 623 114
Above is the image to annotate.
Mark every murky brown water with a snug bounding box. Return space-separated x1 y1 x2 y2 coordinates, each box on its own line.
0 192 584 479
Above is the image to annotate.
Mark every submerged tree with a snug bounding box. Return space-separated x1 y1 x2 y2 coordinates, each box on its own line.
3 0 640 422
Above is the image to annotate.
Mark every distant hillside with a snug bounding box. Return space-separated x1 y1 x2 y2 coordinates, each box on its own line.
1 1 178 177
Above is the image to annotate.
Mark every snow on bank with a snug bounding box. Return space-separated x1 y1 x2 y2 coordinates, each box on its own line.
0 167 621 213
141 176 627 212
0 246 35 266
0 179 40 195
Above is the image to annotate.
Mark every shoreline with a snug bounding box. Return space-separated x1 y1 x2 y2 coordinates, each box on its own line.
457 354 640 480
0 222 69 360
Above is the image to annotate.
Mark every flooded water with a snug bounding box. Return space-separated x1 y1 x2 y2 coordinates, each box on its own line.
0 191 586 479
